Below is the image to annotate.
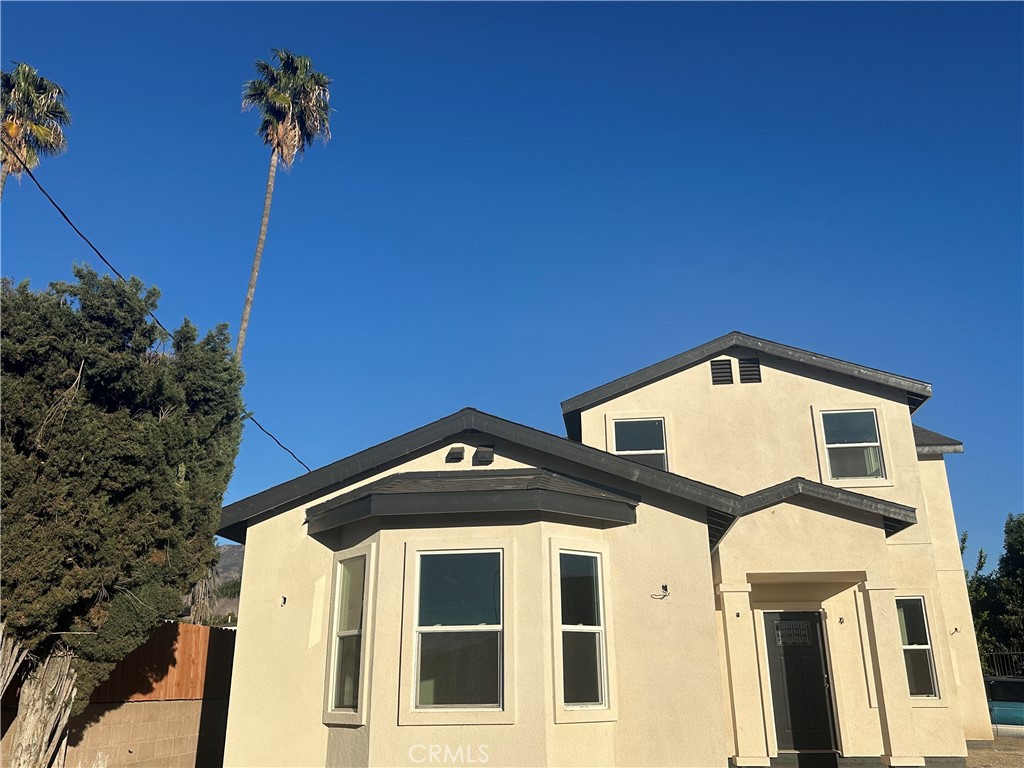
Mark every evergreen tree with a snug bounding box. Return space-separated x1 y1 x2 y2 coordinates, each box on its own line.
991 513 1023 650
1 266 243 757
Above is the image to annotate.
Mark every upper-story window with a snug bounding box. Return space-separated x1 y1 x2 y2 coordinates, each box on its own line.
613 419 667 470
416 550 503 709
821 410 885 480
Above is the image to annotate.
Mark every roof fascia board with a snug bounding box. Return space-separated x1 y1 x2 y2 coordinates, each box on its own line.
737 477 917 525
916 444 964 455
560 331 933 419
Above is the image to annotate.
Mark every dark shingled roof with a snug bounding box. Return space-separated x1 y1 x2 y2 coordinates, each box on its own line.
305 469 640 533
913 424 964 455
219 407 740 542
562 331 933 440
313 468 637 507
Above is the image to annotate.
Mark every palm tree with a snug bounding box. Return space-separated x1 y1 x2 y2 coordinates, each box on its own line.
0 62 71 200
237 49 332 361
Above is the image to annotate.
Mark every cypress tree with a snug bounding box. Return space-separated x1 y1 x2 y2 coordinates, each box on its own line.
1 265 244 724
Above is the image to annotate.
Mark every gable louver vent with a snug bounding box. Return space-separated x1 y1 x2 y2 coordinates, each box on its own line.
710 359 733 385
739 358 762 383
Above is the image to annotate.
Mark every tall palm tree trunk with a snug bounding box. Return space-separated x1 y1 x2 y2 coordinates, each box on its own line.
236 150 279 361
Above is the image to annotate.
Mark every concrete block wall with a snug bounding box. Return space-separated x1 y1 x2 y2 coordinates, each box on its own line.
65 700 201 768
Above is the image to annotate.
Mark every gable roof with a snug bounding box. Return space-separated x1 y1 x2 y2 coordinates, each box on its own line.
736 477 916 534
561 331 933 440
913 424 964 455
219 407 741 542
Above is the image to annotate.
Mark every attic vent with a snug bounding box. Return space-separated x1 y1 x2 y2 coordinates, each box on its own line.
739 358 762 384
710 359 733 385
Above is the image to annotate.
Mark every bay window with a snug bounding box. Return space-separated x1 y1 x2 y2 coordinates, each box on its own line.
559 551 607 707
416 550 503 708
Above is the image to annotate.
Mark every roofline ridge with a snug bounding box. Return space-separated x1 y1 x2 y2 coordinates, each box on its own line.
560 332 933 420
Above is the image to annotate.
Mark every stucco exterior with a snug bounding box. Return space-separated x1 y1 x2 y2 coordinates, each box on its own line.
220 333 991 767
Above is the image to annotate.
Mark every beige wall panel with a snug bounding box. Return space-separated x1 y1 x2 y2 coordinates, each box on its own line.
223 503 333 768
604 505 726 767
716 502 890 585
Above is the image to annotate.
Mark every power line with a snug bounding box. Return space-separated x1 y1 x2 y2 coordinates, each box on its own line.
1 137 313 475
247 415 312 473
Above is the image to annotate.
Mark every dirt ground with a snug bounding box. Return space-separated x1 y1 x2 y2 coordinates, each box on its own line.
967 737 1024 768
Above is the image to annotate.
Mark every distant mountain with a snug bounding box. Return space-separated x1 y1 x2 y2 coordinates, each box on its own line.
215 544 244 582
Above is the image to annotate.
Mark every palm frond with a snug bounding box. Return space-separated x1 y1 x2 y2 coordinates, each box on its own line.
241 49 332 164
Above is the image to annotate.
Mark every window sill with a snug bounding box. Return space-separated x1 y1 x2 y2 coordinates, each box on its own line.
909 696 948 709
555 705 618 724
399 707 515 726
827 477 894 490
323 710 366 727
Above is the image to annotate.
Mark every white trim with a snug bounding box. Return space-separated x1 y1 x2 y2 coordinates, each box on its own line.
413 549 503 711
399 537 516 726
895 596 940 699
323 541 376 727
607 415 669 470
549 537 618 724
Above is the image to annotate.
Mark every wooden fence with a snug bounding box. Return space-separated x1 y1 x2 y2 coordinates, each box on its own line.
89 621 233 703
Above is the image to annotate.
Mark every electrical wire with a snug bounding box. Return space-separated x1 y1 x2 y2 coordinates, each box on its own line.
1 137 313 475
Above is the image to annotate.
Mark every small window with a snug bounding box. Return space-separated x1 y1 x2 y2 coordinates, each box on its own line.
710 359 734 385
738 358 761 384
416 551 502 709
559 552 607 707
330 557 366 710
896 597 938 697
822 410 885 479
613 419 667 470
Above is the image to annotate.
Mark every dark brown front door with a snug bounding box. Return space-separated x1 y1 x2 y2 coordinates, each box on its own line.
764 611 836 751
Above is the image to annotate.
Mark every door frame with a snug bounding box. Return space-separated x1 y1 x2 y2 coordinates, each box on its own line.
756 607 842 755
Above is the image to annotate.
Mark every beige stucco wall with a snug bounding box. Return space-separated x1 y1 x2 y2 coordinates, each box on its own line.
224 442 728 767
577 351 989 758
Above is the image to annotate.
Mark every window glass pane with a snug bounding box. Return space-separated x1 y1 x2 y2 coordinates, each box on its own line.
828 446 884 478
897 599 930 646
904 649 936 696
623 452 667 470
337 558 365 633
418 631 500 707
560 553 600 626
615 420 665 452
419 552 501 626
333 635 361 708
563 631 602 705
823 412 879 444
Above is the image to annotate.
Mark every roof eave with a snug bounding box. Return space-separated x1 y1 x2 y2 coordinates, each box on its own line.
561 331 933 422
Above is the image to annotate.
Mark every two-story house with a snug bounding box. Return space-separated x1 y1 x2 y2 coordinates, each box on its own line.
218 332 992 767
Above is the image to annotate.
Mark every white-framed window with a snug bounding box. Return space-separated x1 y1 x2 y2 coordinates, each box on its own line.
324 543 375 726
821 410 885 480
558 550 607 708
896 597 938 697
612 418 667 470
415 549 503 709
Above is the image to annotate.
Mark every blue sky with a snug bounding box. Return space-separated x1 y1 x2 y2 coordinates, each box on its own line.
2 2 1021 565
